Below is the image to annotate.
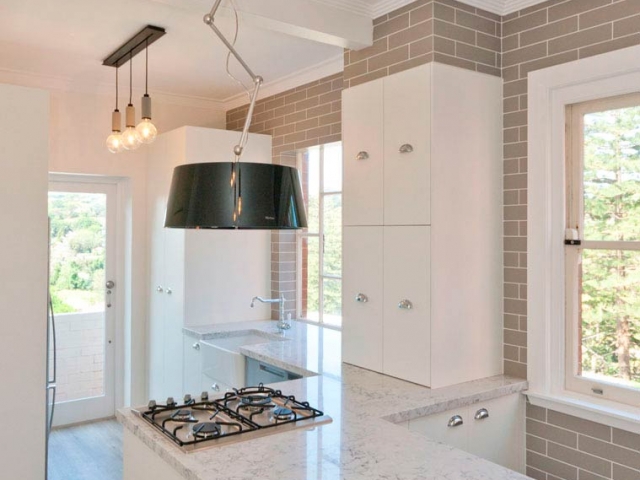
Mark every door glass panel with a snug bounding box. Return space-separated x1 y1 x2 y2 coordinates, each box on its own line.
301 236 320 322
323 194 342 277
583 106 640 241
323 278 342 327
48 192 107 402
580 249 640 390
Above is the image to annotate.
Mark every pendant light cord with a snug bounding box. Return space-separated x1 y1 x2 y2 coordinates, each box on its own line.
115 64 119 110
129 50 133 104
145 38 149 95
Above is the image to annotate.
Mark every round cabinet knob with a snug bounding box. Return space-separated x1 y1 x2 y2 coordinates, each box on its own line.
356 151 369 161
212 383 220 392
355 293 369 303
166 288 173 295
398 299 413 310
474 408 489 420
192 343 200 351
447 415 464 427
157 286 164 293
399 144 414 154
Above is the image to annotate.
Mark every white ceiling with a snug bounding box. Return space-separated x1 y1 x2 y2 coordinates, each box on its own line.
0 0 547 107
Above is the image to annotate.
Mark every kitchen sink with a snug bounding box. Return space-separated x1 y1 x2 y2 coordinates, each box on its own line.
202 331 284 354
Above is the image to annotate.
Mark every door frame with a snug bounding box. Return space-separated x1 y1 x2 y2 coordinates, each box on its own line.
48 173 127 425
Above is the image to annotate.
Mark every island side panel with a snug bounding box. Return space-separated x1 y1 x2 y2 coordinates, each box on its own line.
123 429 184 480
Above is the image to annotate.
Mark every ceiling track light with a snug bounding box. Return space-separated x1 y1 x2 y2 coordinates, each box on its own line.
102 25 166 154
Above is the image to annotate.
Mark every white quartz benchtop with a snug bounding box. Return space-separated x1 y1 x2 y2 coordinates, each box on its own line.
118 320 529 480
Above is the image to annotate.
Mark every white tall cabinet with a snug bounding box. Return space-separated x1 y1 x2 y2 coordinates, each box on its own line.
342 63 503 389
147 126 272 400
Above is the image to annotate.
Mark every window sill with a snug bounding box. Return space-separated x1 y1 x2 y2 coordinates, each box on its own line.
526 390 640 435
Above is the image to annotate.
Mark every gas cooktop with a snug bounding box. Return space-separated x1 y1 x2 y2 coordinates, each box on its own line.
137 384 332 452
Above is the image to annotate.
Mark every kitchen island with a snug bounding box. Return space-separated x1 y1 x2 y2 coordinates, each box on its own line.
117 320 528 480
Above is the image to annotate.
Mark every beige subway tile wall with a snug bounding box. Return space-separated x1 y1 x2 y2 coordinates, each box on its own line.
343 0 502 88
226 73 343 318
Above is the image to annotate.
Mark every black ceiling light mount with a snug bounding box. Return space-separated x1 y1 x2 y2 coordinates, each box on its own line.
164 0 308 230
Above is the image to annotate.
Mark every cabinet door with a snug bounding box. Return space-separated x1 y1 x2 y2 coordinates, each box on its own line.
383 64 431 226
383 226 431 385
342 79 384 226
342 227 384 371
408 408 468 452
468 394 525 473
183 336 202 396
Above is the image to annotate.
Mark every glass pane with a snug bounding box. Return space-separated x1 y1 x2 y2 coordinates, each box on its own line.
583 106 640 241
323 142 343 193
48 191 107 402
323 194 342 277
323 278 342 327
300 236 320 321
580 249 640 390
301 147 320 233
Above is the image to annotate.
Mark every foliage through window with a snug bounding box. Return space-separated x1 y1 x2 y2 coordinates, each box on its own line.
297 143 342 328
566 94 640 405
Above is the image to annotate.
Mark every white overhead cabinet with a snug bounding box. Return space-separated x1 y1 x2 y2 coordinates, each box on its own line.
147 126 272 400
342 63 503 389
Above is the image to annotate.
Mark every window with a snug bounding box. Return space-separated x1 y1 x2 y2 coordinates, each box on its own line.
297 143 342 328
565 93 640 406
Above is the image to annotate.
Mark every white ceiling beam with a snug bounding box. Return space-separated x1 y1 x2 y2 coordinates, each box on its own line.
218 0 373 50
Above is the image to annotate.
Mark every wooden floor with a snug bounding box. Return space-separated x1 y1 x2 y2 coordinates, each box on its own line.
48 419 123 480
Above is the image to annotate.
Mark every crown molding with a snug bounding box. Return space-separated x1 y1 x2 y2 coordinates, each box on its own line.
0 67 226 110
222 54 344 110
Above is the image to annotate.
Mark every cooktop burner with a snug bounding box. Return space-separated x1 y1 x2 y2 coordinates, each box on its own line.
138 384 332 452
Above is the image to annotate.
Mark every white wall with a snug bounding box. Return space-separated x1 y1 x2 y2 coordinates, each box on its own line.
47 89 226 405
0 84 49 480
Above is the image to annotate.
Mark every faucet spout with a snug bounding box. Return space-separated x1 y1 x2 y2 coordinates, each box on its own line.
249 294 291 330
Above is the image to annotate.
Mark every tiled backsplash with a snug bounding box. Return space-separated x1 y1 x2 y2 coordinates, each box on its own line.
229 1 640 477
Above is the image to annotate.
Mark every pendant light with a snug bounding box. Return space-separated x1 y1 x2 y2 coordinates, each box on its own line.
106 65 124 154
122 51 141 151
164 0 308 230
136 38 158 144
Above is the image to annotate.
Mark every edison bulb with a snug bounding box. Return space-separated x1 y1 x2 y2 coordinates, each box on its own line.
106 132 124 154
122 126 141 150
136 118 157 144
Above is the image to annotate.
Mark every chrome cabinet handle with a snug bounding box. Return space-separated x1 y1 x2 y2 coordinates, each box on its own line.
166 288 173 295
355 293 369 303
192 343 200 351
356 151 369 161
448 415 464 427
157 286 163 293
398 299 413 310
474 408 489 420
399 144 414 154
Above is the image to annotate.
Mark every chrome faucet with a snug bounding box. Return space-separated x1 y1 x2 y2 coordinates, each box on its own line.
250 294 290 330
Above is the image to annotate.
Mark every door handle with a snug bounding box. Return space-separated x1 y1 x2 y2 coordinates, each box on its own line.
106 280 115 308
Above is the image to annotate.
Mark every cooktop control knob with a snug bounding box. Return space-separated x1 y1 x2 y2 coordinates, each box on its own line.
167 396 176 406
201 391 209 401
148 400 157 410
184 394 192 404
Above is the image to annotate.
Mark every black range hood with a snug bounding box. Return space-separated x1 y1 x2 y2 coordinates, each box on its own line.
164 162 308 230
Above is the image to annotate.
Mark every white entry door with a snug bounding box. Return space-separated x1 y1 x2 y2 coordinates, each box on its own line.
48 179 117 426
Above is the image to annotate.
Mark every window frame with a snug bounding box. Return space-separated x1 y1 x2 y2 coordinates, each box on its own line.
296 142 343 329
528 44 640 434
565 94 640 407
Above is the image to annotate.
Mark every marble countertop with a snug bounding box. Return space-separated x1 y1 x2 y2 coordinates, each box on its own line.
118 320 529 480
